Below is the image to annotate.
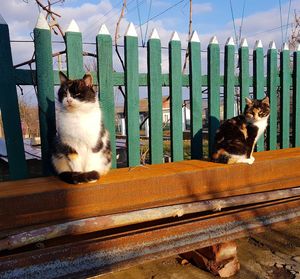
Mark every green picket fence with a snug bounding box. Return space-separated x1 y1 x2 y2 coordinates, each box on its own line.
1 13 300 181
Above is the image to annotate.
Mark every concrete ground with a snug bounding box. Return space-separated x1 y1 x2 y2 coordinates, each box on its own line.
94 222 300 279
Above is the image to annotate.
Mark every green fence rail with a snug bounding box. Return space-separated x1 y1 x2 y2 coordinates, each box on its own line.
1 13 300 180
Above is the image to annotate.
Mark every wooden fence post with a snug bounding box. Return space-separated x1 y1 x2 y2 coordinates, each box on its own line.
125 23 140 167
293 44 300 147
267 41 278 150
280 43 291 149
224 37 235 120
0 14 27 180
208 36 220 157
34 12 56 174
65 20 84 79
97 24 116 168
239 38 249 114
147 28 163 164
253 40 265 151
189 31 202 159
169 31 183 162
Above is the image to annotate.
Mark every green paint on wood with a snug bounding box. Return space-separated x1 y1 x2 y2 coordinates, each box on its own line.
147 38 163 164
280 48 291 149
189 40 202 159
34 26 56 175
16 69 285 89
293 49 300 147
267 47 278 150
169 39 183 162
224 43 235 120
97 33 116 168
239 44 249 112
65 31 84 79
125 35 140 166
253 45 265 151
208 41 220 157
0 19 27 179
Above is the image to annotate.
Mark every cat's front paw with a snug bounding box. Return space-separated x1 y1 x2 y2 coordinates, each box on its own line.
85 171 100 183
247 157 255 164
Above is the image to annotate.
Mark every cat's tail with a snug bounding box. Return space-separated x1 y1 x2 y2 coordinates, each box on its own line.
59 171 100 184
211 149 230 164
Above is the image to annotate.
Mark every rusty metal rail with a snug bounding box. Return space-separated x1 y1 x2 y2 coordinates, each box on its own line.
0 187 300 251
0 197 299 279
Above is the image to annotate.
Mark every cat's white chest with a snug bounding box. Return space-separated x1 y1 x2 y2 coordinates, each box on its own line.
254 117 269 142
57 107 101 148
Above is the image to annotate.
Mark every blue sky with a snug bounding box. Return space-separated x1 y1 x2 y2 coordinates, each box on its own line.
51 0 296 42
3 0 298 72
3 0 298 44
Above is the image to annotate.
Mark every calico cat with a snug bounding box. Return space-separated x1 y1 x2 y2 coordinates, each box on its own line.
212 96 270 164
52 72 112 184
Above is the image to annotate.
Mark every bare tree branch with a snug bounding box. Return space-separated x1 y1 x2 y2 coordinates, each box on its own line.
35 0 65 40
14 50 66 68
115 0 126 70
36 0 61 17
289 11 300 50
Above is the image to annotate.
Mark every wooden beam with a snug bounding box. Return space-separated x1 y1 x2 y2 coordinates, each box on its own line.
1 148 300 231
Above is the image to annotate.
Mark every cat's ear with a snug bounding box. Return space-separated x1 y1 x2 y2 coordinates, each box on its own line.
262 96 269 105
83 73 93 87
59 71 68 85
245 97 253 106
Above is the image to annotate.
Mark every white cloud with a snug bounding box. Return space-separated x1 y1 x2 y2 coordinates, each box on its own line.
193 3 213 14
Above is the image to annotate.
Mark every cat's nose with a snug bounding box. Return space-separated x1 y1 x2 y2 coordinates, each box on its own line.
67 98 72 104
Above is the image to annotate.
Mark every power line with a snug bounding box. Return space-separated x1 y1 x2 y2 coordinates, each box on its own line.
246 21 293 39
86 0 149 39
229 0 238 44
143 0 153 44
136 0 144 46
83 0 135 38
285 0 292 41
239 0 246 41
140 0 187 26
279 0 284 44
82 0 124 35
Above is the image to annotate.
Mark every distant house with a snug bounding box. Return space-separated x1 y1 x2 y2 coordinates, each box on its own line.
115 97 193 137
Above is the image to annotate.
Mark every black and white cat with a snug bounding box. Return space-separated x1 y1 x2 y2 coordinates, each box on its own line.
52 72 112 184
212 97 270 164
